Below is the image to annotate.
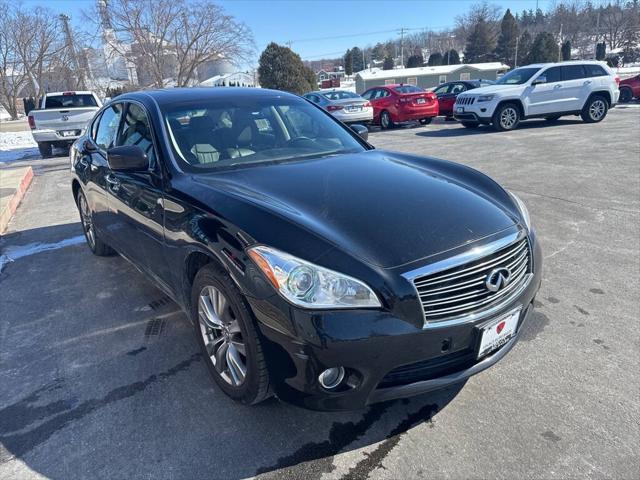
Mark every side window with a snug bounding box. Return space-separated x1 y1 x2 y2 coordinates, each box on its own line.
543 67 562 83
562 65 586 81
451 83 466 94
361 90 373 100
377 89 390 99
116 103 156 168
94 103 123 150
584 64 607 77
433 84 451 95
91 112 103 140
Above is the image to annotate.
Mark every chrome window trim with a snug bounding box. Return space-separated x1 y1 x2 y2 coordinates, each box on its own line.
402 229 531 329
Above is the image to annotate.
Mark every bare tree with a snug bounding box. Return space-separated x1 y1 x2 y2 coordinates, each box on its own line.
102 0 253 88
11 7 65 97
0 8 27 119
599 0 636 49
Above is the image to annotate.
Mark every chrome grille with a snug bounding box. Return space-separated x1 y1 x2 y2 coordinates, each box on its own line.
456 96 475 105
414 237 531 323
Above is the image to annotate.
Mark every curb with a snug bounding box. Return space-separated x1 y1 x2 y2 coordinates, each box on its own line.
0 166 34 234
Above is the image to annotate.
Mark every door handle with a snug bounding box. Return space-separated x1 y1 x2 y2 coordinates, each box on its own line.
583 80 592 85
554 84 562 88
105 174 120 190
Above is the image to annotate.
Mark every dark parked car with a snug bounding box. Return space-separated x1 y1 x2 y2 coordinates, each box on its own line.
432 80 495 117
70 88 541 411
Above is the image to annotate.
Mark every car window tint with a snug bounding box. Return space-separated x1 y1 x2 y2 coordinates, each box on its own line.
584 64 607 77
450 83 466 94
543 67 562 83
433 84 451 95
360 90 373 100
91 112 103 140
45 94 98 109
117 103 156 168
94 103 123 150
392 85 424 94
323 91 359 100
562 65 586 81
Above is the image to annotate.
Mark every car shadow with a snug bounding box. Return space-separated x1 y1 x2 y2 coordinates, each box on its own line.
0 223 466 480
415 118 586 138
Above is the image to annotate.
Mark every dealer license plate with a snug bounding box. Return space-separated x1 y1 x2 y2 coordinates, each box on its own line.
477 308 521 359
456 106 464 113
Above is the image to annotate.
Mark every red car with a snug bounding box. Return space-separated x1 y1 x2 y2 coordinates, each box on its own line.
619 74 640 103
361 84 438 129
432 80 495 117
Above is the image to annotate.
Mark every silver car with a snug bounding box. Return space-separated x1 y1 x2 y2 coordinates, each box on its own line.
303 90 373 124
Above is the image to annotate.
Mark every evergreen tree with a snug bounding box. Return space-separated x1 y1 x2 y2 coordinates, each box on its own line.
561 40 571 61
406 54 424 68
596 42 606 61
344 49 353 75
446 49 461 65
383 55 394 70
372 43 387 61
527 32 559 64
494 9 519 66
427 52 443 66
258 43 317 94
351 47 365 72
464 20 496 63
516 31 532 66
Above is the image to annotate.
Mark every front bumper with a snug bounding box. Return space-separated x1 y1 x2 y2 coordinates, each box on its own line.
249 233 542 411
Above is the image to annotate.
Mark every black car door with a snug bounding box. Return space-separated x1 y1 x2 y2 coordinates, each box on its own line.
78 103 124 241
103 102 170 287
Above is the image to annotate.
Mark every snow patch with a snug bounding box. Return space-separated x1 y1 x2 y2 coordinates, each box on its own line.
0 235 85 271
0 131 39 164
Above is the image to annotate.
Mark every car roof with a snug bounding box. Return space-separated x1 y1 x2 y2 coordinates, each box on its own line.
522 60 608 69
118 87 301 108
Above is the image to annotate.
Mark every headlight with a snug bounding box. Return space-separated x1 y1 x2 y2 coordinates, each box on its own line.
247 246 381 309
477 94 495 102
509 191 531 231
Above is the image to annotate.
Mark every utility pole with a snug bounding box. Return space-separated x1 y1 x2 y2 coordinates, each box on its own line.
558 23 563 62
399 27 405 67
514 34 519 68
59 14 86 90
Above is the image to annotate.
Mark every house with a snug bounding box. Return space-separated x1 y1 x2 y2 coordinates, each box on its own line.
316 68 345 84
354 62 510 93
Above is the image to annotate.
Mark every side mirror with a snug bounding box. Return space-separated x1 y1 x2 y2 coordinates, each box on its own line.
350 124 369 142
82 140 97 154
532 75 547 85
107 145 148 172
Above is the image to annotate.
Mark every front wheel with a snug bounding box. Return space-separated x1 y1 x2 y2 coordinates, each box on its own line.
492 103 520 131
76 189 114 256
619 87 633 103
419 117 433 125
192 264 271 405
581 95 608 123
380 110 394 129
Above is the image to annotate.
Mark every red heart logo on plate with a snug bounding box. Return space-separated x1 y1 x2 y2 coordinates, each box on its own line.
496 321 506 334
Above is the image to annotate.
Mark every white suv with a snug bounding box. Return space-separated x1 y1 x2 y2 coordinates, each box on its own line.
453 61 620 131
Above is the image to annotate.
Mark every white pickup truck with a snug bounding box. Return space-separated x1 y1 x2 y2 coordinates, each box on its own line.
28 91 102 157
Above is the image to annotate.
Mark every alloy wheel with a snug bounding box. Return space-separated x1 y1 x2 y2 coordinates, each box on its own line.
589 99 606 121
198 285 247 386
78 194 95 249
381 112 390 129
500 107 518 129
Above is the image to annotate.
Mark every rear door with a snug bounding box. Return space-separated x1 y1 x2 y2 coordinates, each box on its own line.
560 64 588 111
104 102 169 284
434 83 455 116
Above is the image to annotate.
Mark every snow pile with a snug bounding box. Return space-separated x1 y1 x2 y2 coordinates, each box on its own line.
0 131 39 163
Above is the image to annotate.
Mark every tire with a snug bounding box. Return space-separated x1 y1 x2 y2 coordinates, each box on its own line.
545 115 561 122
380 110 394 129
619 87 633 103
461 121 480 129
581 95 608 123
419 117 433 125
76 189 114 256
37 142 52 158
192 264 271 405
492 103 520 131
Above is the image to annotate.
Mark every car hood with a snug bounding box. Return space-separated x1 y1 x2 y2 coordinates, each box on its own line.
461 84 523 95
192 150 518 269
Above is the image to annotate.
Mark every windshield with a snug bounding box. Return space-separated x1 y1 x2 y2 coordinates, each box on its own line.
495 67 541 85
164 97 366 172
45 94 97 109
321 91 359 100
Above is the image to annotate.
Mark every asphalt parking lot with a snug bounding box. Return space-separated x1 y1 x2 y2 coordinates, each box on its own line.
1 106 639 479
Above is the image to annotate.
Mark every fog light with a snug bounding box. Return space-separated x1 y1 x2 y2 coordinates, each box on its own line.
318 367 345 390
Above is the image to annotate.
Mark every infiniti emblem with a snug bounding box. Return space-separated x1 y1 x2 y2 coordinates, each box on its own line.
485 267 512 292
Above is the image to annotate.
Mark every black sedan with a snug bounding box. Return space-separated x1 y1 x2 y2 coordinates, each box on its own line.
70 87 541 411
